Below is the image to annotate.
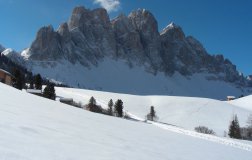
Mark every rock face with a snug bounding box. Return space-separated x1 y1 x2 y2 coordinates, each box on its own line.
21 6 248 87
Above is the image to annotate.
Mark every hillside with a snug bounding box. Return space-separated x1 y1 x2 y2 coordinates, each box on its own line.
0 83 252 159
227 95 252 111
25 58 250 99
55 87 252 136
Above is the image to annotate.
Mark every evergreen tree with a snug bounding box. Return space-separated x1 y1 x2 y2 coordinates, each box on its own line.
114 99 123 117
12 68 24 90
89 96 96 106
147 106 157 121
107 99 114 116
43 83 56 100
29 77 34 89
87 96 102 113
228 114 242 139
34 74 42 90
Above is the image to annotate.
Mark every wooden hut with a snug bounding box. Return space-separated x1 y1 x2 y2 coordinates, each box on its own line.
0 69 12 86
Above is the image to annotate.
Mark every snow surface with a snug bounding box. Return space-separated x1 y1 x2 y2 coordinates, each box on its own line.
27 58 251 99
227 95 252 111
0 83 252 159
55 87 252 136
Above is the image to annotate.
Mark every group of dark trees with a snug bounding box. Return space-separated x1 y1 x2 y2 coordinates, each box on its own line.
11 69 56 100
84 96 160 122
85 97 124 118
0 55 33 86
83 96 160 122
0 54 33 89
228 114 252 140
86 96 103 113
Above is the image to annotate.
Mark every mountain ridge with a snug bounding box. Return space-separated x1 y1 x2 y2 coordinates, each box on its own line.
1 6 252 98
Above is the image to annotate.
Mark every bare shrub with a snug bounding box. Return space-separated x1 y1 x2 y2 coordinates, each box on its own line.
195 126 215 135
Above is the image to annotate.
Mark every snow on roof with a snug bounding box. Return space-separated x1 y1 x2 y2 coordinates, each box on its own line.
26 89 42 94
227 96 235 99
0 68 12 76
60 98 73 102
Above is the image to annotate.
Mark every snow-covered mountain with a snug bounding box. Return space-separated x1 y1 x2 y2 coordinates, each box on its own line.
0 83 252 159
3 6 252 99
1 48 24 64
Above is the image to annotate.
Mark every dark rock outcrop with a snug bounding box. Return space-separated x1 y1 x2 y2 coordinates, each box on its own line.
19 6 248 86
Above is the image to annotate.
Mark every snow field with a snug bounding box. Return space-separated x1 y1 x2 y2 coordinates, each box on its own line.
0 83 252 159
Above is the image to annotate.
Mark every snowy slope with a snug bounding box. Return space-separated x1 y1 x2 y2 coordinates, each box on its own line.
0 83 252 159
227 95 252 111
28 58 251 99
55 87 252 136
1 48 25 64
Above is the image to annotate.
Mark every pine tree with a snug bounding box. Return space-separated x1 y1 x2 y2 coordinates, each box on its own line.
228 114 242 139
114 99 123 117
29 77 34 89
43 83 56 100
107 99 114 116
34 74 42 90
146 106 157 121
12 68 24 90
87 96 102 113
89 96 96 106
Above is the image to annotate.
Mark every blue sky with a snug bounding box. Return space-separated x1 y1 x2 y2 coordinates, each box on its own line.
0 0 251 75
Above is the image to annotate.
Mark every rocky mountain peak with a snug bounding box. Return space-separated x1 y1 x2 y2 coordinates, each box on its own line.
161 22 185 41
111 14 134 33
127 8 162 72
29 25 62 60
68 6 110 31
68 6 91 31
128 8 159 34
57 23 71 42
58 23 69 36
32 25 56 49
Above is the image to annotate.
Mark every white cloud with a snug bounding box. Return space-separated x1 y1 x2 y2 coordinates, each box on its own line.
94 0 120 12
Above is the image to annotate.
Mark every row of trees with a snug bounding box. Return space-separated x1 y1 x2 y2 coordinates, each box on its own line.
86 97 124 117
12 71 56 100
12 70 43 90
84 96 158 121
